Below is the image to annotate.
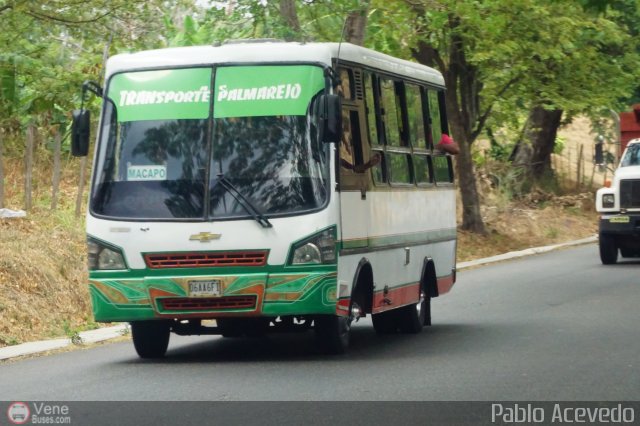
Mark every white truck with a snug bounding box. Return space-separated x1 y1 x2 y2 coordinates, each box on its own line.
596 138 640 264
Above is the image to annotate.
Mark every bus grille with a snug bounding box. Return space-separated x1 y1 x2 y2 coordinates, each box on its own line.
160 296 257 311
145 251 268 269
620 180 640 209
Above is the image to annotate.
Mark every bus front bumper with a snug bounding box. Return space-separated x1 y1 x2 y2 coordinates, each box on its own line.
88 270 338 322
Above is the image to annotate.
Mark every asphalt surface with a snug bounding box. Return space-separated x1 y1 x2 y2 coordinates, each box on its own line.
1 244 639 402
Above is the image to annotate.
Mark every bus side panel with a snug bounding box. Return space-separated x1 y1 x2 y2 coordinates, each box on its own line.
337 187 456 314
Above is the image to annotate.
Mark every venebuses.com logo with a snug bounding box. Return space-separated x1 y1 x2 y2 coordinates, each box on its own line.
6 402 71 424
7 402 30 424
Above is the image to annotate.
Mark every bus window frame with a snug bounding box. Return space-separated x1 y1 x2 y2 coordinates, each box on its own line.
90 62 334 223
332 61 450 191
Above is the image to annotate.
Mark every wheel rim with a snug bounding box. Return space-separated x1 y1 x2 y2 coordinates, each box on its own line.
416 290 426 316
350 301 362 323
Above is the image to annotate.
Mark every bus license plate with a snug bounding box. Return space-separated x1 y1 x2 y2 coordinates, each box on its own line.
188 280 221 297
610 216 630 223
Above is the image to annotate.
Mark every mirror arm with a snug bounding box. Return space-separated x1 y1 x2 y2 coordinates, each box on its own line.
324 67 341 91
82 80 103 99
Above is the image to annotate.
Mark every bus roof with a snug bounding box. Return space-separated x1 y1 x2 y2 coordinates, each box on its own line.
106 41 445 87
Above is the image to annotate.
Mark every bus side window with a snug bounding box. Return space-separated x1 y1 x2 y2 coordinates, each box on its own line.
380 78 402 146
364 72 379 146
340 109 364 174
405 84 428 150
382 78 411 185
433 154 454 184
413 154 434 184
337 68 354 100
426 89 450 150
365 72 386 184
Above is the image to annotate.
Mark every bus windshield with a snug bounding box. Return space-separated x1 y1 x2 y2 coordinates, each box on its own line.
91 65 329 220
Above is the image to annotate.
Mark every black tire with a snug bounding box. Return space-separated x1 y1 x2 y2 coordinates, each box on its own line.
372 310 398 334
315 314 351 354
315 288 367 354
131 320 171 359
599 233 618 265
397 287 427 333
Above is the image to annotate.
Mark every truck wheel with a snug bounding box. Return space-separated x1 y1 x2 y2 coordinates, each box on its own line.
620 248 639 258
599 233 618 265
131 320 171 359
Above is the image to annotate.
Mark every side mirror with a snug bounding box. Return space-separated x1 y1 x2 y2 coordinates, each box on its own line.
71 109 90 157
319 94 342 143
595 141 604 165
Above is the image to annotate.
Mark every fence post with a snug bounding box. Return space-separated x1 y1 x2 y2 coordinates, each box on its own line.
576 144 584 190
51 127 62 210
75 156 87 218
567 149 571 189
24 123 35 211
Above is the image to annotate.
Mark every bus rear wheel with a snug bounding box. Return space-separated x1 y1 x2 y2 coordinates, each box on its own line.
397 288 427 333
131 320 171 359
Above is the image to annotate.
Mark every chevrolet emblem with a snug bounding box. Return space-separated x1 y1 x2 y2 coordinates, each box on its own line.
189 232 222 242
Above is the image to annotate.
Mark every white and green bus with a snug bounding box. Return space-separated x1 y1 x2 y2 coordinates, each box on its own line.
71 40 457 358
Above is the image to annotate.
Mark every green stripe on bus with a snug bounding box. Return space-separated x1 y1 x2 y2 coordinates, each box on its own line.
340 227 456 250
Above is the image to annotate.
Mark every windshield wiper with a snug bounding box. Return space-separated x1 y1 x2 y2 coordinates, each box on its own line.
215 173 273 228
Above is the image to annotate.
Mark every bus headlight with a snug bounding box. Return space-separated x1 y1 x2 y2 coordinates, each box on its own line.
602 194 615 208
289 227 337 265
88 237 127 270
292 243 322 264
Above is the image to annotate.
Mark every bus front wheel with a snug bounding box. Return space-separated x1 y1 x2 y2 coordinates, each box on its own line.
131 320 171 359
315 314 350 354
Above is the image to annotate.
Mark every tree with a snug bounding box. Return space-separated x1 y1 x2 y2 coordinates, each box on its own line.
342 0 370 45
400 1 524 234
280 0 301 40
0 0 180 214
509 1 639 183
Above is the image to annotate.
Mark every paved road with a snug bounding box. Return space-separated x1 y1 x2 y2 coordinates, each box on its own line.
1 244 638 401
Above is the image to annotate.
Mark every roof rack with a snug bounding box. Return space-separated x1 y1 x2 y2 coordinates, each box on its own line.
216 38 284 46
